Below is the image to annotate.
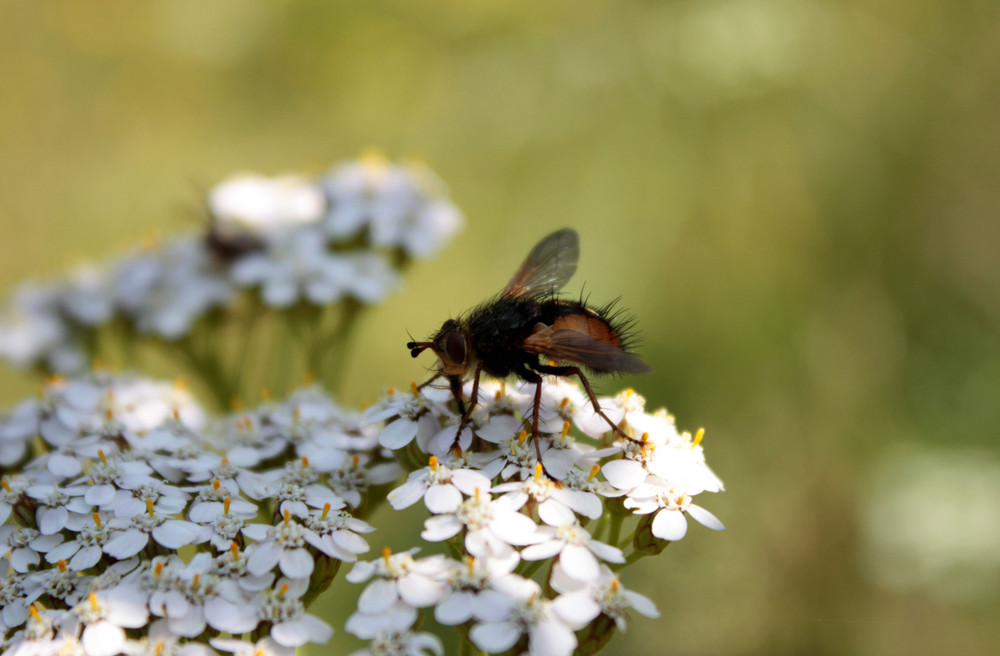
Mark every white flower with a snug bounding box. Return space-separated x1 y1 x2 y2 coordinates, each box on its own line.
348 628 443 656
73 589 149 656
44 512 115 571
302 503 373 562
113 236 234 339
346 550 449 614
623 479 725 541
231 228 356 307
520 523 624 583
550 563 659 631
432 556 521 626
420 489 538 560
103 500 205 560
208 173 325 240
387 455 492 512
245 510 316 579
469 577 577 656
0 281 85 373
321 153 462 258
253 578 333 648
369 384 456 451
493 464 603 526
210 636 295 656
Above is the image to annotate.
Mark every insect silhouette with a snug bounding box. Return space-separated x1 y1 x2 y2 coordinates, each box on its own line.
407 228 651 463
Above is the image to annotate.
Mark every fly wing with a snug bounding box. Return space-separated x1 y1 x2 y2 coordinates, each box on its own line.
503 228 579 299
522 324 652 374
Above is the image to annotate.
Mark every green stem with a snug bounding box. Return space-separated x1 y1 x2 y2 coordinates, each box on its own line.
607 512 624 548
174 338 234 411
320 297 364 395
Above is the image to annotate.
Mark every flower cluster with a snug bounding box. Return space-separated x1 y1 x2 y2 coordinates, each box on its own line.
0 372 393 655
0 153 725 655
0 153 462 374
340 378 724 656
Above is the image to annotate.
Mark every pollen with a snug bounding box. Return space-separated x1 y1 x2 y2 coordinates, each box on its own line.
410 381 419 396
589 464 600 481
230 542 240 560
172 407 180 421
382 546 392 565
429 455 439 471
352 454 360 468
173 378 186 390
104 407 113 422
534 462 544 481
278 582 290 598
561 421 571 439
57 560 68 572
155 561 164 577
88 592 99 612
692 427 705 449
192 573 200 590
304 370 316 385
283 509 291 526
466 556 476 575
223 497 231 515
387 387 396 396
97 449 107 464
29 603 41 622
321 503 331 519
301 456 309 468
146 499 155 517
560 397 571 409
518 430 528 446
213 479 221 491
92 512 102 527
293 406 301 421
0 480 9 492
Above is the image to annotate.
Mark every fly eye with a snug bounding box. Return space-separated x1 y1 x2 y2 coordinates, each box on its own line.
446 330 466 364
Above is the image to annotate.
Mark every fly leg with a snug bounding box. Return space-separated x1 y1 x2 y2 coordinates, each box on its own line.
513 365 557 478
449 366 483 452
533 364 634 441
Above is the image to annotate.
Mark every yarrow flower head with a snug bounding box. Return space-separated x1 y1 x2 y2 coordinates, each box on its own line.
0 154 722 656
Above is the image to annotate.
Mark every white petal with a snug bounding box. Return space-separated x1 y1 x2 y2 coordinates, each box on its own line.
624 589 660 618
521 540 563 562
399 574 448 608
82 621 126 656
529 617 577 656
450 469 493 496
602 460 647 490
687 504 725 531
435 592 475 625
247 542 282 576
379 418 418 449
70 545 103 571
651 508 688 541
559 544 600 582
279 547 315 578
387 479 426 510
489 511 538 545
470 621 521 653
103 529 148 559
357 578 398 614
424 484 462 514
538 500 575 527
153 520 203 549
552 591 600 627
421 515 463 542
204 597 260 633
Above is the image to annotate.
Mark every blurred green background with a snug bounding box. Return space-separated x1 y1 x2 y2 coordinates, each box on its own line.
3 1 1000 654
